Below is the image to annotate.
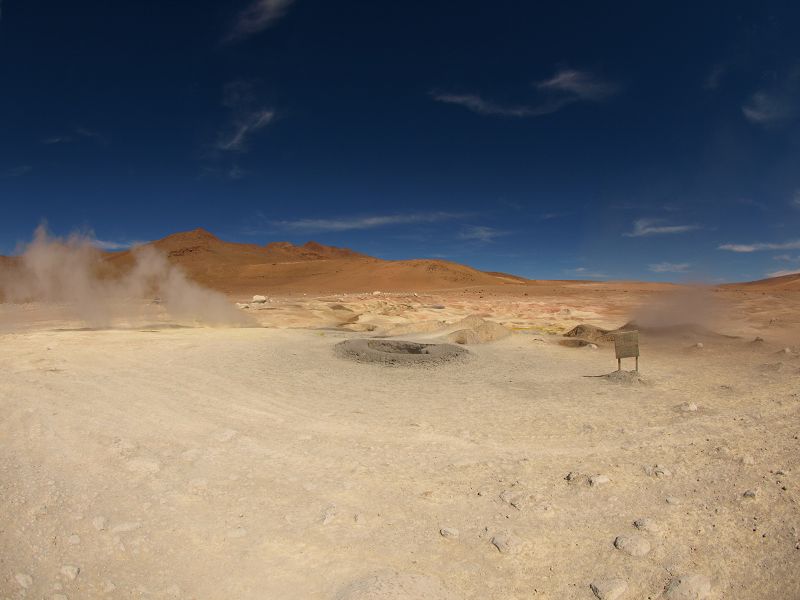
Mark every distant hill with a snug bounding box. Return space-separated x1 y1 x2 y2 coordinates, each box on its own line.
725 272 800 291
97 228 528 295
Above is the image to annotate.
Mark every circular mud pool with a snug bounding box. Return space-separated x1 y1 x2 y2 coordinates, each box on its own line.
334 339 469 366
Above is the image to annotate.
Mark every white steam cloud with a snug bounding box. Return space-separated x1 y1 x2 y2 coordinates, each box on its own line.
0 226 252 328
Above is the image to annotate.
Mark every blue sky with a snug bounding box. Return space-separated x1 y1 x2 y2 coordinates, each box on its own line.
1 1 799 282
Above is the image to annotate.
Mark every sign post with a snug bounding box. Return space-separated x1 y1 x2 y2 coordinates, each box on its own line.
613 330 639 372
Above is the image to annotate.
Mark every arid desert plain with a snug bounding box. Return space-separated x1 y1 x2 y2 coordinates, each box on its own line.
1 231 799 600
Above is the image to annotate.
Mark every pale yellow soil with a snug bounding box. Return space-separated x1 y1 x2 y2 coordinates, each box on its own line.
1 289 799 599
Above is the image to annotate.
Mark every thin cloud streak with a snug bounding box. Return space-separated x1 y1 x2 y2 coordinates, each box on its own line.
431 68 617 118
272 212 466 233
217 109 274 152
224 0 295 43
719 240 800 253
458 225 508 242
535 69 617 100
624 218 700 237
648 262 690 273
90 238 140 251
0 165 32 178
766 268 800 278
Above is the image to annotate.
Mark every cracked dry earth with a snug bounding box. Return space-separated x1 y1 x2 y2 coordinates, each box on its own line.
1 314 799 599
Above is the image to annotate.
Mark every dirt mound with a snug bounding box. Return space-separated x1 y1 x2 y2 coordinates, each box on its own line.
564 324 614 343
335 570 457 600
442 315 511 345
335 339 468 366
599 370 647 384
558 338 594 348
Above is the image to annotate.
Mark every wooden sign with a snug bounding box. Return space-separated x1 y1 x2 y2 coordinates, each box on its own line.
613 330 639 371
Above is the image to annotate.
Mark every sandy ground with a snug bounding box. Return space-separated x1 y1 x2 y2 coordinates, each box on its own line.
1 287 799 599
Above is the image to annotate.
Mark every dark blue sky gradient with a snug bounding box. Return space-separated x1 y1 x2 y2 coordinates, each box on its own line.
1 1 799 281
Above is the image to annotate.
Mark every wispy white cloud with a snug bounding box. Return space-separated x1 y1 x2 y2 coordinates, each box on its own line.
567 267 607 279
429 93 551 117
224 0 295 43
431 68 617 118
0 165 32 178
217 109 274 151
773 254 800 262
703 64 727 91
792 190 800 209
719 239 800 253
458 225 507 242
535 69 618 100
90 238 139 251
648 262 690 273
624 218 700 237
766 268 800 278
742 91 794 124
42 127 107 146
272 212 465 232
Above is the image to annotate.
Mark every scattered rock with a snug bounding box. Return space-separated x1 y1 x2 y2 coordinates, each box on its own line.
665 496 682 505
60 565 80 581
92 516 107 531
681 402 698 412
590 578 628 600
613 535 651 557
589 475 611 487
491 532 520 554
601 370 646 385
644 464 672 478
743 488 759 499
14 573 33 588
252 295 267 303
633 518 662 534
440 527 459 539
664 574 712 600
693 342 704 349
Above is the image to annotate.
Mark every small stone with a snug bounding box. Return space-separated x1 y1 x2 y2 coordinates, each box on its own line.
111 521 142 534
252 295 267 303
126 457 161 473
743 488 759 498
666 496 681 505
694 342 704 349
67 534 81 545
645 464 672 478
664 574 712 600
682 403 698 412
321 504 336 525
60 565 80 581
613 535 651 557
213 429 238 443
15 573 33 588
589 475 611 487
590 578 628 600
440 527 459 539
587 343 599 350
92 516 107 531
491 532 520 554
633 518 662 534
499 489 525 509
354 513 365 524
